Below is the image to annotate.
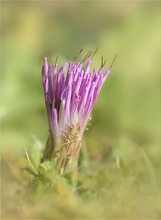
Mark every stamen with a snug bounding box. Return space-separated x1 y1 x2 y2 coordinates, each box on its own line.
101 56 106 68
82 50 93 63
91 47 98 59
73 48 83 62
54 55 58 64
109 53 117 69
86 51 93 59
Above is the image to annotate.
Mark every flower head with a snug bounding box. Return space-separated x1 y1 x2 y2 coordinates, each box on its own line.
42 50 115 175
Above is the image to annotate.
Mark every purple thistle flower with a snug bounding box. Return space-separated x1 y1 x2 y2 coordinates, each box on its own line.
41 50 116 176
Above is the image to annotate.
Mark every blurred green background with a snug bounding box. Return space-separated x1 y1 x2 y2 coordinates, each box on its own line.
1 1 160 219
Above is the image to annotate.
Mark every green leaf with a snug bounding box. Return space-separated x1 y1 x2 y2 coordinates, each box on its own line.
24 166 39 177
39 160 56 172
30 136 44 169
24 148 39 176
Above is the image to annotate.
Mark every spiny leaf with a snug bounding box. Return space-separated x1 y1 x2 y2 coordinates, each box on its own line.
24 148 39 176
30 136 44 169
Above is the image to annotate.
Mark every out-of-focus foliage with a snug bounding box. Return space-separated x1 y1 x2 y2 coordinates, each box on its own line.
1 1 160 219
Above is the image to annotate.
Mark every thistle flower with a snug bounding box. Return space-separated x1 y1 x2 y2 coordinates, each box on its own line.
42 50 116 177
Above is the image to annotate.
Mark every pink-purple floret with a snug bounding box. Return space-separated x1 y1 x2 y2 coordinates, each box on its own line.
42 57 110 140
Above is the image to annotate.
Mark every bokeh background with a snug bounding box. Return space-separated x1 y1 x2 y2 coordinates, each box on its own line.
1 1 160 219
